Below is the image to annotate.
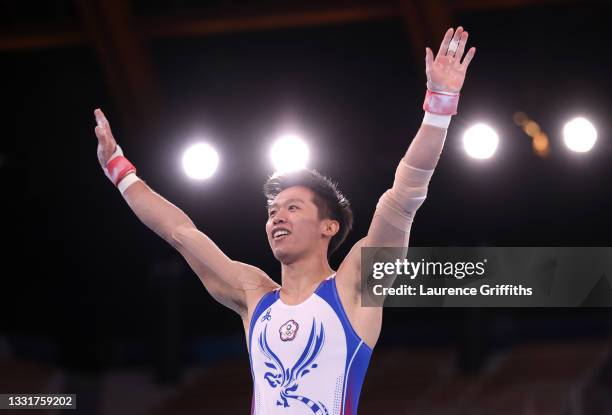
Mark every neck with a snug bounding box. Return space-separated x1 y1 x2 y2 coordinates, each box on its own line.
280 253 334 303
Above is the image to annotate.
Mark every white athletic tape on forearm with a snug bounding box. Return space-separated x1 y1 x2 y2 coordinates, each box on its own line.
423 112 452 129
117 172 141 194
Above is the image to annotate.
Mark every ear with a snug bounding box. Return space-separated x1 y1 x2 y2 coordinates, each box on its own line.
321 219 340 238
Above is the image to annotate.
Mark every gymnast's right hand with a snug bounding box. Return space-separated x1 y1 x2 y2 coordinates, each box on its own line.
93 108 137 188
93 108 118 169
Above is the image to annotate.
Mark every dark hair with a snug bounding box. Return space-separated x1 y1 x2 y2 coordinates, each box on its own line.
263 169 353 257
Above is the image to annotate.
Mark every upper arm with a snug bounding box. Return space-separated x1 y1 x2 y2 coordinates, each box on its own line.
333 216 409 350
337 214 411 293
170 225 278 316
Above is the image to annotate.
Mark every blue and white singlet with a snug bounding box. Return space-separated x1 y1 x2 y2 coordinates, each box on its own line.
248 274 373 415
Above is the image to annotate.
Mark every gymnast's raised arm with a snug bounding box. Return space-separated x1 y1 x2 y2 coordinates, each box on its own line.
337 27 476 293
92 109 277 316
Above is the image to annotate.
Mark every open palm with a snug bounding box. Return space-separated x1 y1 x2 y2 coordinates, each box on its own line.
426 27 476 93
94 108 117 169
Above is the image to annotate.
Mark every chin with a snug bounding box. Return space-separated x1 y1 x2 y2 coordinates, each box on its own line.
273 249 290 263
273 247 298 265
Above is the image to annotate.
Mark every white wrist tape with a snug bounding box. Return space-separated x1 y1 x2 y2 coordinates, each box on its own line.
423 112 452 129
117 172 141 194
375 159 434 230
102 144 139 192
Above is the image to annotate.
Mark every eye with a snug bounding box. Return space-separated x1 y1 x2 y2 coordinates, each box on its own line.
289 205 298 211
268 210 276 217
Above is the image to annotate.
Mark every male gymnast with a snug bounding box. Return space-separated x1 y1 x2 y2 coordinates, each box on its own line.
93 26 476 414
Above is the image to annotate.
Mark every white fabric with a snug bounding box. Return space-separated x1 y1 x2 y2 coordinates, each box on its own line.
423 112 452 129
250 287 348 414
117 173 141 194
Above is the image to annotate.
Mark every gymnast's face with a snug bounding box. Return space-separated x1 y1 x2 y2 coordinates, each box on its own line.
266 186 329 263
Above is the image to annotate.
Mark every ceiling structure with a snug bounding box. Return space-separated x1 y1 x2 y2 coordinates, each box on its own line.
0 0 583 133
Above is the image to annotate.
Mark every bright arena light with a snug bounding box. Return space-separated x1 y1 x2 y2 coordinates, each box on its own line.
182 143 219 180
462 124 499 159
270 134 310 174
563 117 597 153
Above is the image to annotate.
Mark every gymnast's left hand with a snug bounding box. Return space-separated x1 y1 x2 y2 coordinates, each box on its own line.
425 26 476 94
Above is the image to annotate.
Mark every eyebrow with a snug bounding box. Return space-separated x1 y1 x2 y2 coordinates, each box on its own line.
268 198 305 210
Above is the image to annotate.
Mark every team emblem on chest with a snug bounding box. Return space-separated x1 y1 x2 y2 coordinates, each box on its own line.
279 319 299 341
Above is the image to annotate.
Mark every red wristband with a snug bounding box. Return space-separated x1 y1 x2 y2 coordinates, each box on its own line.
105 156 137 187
422 90 460 115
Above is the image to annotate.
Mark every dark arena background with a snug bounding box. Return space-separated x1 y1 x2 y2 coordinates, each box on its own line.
1 0 611 414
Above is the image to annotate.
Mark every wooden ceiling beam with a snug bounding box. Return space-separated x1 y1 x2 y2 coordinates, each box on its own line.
75 0 159 137
140 4 396 39
399 0 453 64
0 0 586 52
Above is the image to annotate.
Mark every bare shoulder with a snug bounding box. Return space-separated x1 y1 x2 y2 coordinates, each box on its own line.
335 237 382 349
234 262 279 292
235 261 280 323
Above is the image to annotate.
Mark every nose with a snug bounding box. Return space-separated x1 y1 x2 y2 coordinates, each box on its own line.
272 215 286 225
271 207 288 225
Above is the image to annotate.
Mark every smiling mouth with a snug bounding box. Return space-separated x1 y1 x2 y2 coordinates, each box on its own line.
272 229 291 240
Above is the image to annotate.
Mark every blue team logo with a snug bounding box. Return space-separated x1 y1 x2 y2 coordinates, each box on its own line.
261 308 272 322
258 319 329 414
